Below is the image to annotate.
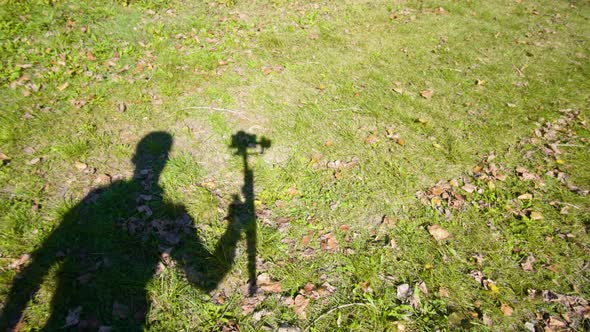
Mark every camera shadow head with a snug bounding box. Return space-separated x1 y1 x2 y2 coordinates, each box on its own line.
230 131 271 155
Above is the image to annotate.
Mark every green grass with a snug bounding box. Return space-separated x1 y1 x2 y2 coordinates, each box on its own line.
1 0 589 331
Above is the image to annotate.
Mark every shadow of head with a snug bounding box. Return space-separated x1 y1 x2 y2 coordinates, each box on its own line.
132 131 173 177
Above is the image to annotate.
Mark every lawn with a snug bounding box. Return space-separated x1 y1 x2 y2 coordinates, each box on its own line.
0 0 589 331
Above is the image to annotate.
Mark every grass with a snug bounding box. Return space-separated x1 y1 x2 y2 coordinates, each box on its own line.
0 0 589 331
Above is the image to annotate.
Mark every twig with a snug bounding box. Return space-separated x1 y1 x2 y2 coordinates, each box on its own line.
331 107 363 113
183 106 251 120
304 302 374 331
553 201 581 210
554 144 586 148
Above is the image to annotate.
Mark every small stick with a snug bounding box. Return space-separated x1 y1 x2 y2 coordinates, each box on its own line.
183 106 251 120
554 144 586 148
331 107 363 113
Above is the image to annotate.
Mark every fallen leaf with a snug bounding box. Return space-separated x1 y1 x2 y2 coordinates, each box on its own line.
201 180 216 190
301 235 310 246
462 183 476 193
364 134 379 144
28 157 41 165
530 211 543 220
359 281 374 293
8 254 30 270
381 215 397 228
94 174 112 185
320 233 338 251
548 316 567 328
428 225 450 241
397 283 412 300
86 51 96 61
58 82 69 91
417 281 429 296
434 7 447 14
517 193 532 200
420 89 433 99
291 294 309 319
389 238 398 249
256 273 282 293
75 161 88 171
395 137 406 146
521 254 535 271
0 152 10 164
500 303 513 316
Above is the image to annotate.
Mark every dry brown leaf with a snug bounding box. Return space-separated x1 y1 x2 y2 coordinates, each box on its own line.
517 193 532 200
86 51 96 61
320 233 338 251
301 235 310 246
257 273 282 293
94 174 112 185
389 238 398 249
8 254 30 270
395 137 406 146
381 215 397 228
418 281 429 296
530 211 543 220
28 157 41 165
291 294 309 319
58 82 69 91
420 89 433 99
397 283 412 300
75 161 88 171
521 254 535 271
500 303 513 316
364 134 379 144
462 183 476 193
241 296 263 314
428 225 450 241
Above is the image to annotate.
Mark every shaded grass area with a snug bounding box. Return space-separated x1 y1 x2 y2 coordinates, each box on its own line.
1 0 589 330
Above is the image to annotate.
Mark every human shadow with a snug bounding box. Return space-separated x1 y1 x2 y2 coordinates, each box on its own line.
0 131 270 331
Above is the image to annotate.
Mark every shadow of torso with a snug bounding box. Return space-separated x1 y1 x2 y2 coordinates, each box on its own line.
2 177 235 331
